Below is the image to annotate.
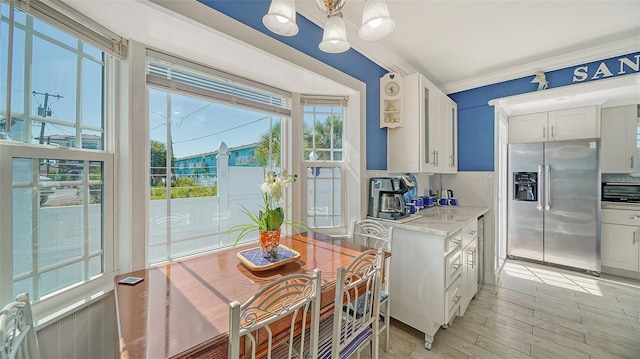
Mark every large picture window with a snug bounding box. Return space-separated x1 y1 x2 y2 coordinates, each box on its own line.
0 0 119 313
147 52 290 263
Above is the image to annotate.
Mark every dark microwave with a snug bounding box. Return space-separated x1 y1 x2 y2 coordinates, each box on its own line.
601 182 640 203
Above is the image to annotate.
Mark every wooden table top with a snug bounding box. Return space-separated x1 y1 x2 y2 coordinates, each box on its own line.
115 231 374 359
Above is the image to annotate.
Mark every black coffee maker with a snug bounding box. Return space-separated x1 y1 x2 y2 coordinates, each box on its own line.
368 176 414 220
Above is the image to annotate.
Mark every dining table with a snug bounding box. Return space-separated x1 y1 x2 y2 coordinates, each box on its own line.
115 231 384 359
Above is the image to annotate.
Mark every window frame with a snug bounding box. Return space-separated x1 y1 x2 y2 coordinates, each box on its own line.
301 99 347 230
0 142 116 324
0 0 120 324
145 50 293 264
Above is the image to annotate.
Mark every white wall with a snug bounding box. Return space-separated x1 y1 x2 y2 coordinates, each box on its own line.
37 293 117 359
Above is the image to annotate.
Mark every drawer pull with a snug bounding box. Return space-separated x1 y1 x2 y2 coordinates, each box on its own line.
453 295 461 303
452 263 462 270
468 230 477 235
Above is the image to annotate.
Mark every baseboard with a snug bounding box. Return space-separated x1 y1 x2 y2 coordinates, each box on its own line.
601 265 640 280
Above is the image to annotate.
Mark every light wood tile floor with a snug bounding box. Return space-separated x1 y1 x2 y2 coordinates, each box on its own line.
364 260 640 358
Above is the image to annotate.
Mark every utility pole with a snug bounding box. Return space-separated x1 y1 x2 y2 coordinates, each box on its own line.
32 91 63 144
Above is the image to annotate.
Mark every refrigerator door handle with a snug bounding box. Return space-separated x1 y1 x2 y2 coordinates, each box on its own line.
537 165 543 211
545 164 551 211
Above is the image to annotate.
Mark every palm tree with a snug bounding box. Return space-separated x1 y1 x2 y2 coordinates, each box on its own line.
256 121 281 167
304 115 343 160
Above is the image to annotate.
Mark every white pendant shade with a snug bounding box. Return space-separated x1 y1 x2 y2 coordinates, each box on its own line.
359 0 395 41
262 0 299 36
319 14 350 53
262 0 394 52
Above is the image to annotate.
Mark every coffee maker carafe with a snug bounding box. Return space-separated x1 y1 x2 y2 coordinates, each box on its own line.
368 176 414 220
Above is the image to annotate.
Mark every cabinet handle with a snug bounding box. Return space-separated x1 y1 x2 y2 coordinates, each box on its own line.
631 155 634 169
453 295 461 303
634 231 637 245
436 150 439 166
543 126 546 139
551 126 555 138
471 249 476 268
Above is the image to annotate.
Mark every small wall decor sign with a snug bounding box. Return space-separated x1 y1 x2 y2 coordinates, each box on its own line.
572 53 639 83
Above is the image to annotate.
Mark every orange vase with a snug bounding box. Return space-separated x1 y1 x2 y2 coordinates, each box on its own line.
259 229 281 258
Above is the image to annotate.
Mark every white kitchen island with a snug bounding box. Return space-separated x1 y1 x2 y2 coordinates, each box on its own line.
383 205 489 350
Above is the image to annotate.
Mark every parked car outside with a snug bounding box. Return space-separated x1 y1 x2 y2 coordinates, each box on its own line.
40 176 56 205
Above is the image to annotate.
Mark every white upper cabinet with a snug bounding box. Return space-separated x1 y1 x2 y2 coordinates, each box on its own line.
387 73 457 173
549 106 598 141
601 105 638 174
509 106 598 144
440 95 458 173
508 112 548 143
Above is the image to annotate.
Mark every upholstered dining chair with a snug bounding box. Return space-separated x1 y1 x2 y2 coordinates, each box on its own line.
351 219 393 352
0 293 41 359
294 248 383 359
228 269 321 359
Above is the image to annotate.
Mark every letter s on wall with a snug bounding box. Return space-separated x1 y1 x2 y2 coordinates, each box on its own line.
573 66 589 82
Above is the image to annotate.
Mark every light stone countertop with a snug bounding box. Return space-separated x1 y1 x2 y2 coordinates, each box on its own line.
377 206 489 237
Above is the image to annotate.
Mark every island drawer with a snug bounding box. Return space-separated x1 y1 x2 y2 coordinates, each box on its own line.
445 276 461 323
445 247 463 288
461 220 478 247
445 230 463 254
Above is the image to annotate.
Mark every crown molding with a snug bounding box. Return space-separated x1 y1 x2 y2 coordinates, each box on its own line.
440 36 640 94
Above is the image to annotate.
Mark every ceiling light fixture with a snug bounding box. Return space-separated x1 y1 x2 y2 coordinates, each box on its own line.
262 0 395 54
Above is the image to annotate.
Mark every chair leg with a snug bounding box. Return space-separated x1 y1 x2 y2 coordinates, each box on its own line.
384 301 390 352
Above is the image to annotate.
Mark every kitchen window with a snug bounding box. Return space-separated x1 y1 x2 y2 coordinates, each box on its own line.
302 97 346 228
0 0 121 319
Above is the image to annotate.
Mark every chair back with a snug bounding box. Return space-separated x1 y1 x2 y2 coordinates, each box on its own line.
352 219 392 293
228 269 321 359
0 293 41 359
352 219 392 252
331 248 384 358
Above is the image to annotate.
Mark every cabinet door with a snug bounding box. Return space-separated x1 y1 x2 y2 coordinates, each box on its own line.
601 223 639 271
548 106 598 141
601 105 637 173
459 237 478 316
509 112 548 143
439 95 457 173
420 76 441 173
388 74 421 173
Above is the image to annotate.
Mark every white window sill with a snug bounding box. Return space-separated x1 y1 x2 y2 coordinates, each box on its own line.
32 273 115 329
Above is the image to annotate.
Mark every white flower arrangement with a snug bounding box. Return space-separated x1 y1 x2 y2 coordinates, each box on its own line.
227 169 307 244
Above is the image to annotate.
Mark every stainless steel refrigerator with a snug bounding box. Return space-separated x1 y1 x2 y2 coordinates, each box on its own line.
507 139 600 273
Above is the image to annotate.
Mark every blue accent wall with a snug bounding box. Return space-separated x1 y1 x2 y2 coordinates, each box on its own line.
451 51 640 171
194 2 639 172
198 0 389 170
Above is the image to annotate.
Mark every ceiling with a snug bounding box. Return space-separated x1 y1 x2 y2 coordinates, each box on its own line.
62 1 640 96
297 0 640 93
